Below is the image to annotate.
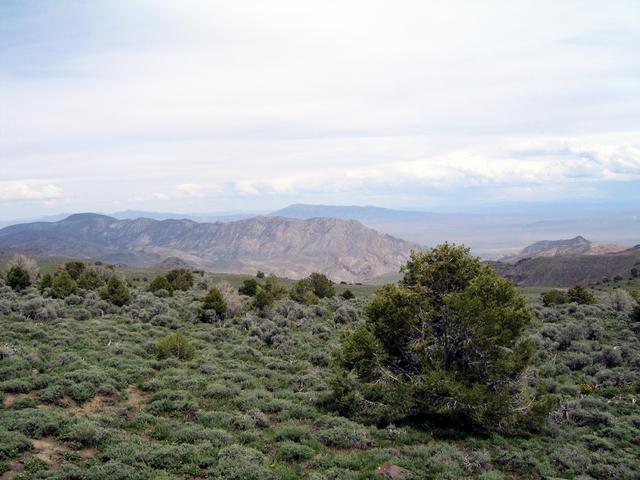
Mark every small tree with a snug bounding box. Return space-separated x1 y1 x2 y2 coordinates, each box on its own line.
541 289 569 306
100 275 131 306
290 272 335 304
254 275 287 312
64 261 86 280
200 287 227 321
77 268 105 290
341 289 355 300
7 255 39 283
165 269 193 291
238 279 258 296
38 273 53 293
256 270 265 279
6 266 31 291
567 285 596 305
630 304 640 323
148 275 173 295
332 243 550 432
156 333 195 361
51 270 77 298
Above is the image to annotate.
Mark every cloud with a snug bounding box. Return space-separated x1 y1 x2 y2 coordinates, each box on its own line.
0 181 64 201
0 1 638 216
177 183 222 198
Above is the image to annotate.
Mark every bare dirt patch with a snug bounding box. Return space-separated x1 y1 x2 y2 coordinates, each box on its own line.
1 393 32 407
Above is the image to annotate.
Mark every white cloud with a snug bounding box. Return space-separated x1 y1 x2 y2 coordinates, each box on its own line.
152 192 170 201
0 181 64 201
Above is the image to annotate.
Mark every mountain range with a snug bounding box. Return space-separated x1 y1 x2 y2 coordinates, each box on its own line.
2 204 639 258
498 236 628 263
0 213 419 282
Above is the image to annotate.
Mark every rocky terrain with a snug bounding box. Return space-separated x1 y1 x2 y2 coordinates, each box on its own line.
0 214 419 282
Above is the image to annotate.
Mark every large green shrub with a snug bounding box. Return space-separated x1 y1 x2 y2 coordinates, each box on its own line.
199 287 227 321
238 279 258 296
254 276 286 312
64 261 86 280
290 272 335 304
6 266 30 292
156 333 195 361
567 285 595 305
148 275 173 295
541 289 569 306
51 269 78 298
100 275 131 306
77 268 105 290
165 269 193 291
332 243 550 432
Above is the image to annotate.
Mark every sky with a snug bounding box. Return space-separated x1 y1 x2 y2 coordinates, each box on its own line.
1 0 639 220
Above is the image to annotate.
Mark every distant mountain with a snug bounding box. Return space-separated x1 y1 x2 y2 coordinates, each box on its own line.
0 213 419 282
499 236 628 263
271 204 640 258
110 210 262 223
492 246 640 287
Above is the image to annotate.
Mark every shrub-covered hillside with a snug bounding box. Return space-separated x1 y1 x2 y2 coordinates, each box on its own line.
0 254 638 479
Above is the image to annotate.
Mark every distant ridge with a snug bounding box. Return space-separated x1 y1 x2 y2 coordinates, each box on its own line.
0 213 420 282
499 236 628 263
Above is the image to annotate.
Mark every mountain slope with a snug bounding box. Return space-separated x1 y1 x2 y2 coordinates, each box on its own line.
499 236 628 263
492 246 640 286
0 214 420 282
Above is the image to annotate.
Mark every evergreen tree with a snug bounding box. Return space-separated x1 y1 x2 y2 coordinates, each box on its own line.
100 275 131 306
341 289 355 300
6 266 31 292
332 243 551 432
39 273 53 293
238 278 258 296
77 268 105 290
199 287 227 321
64 261 86 280
51 270 78 298
166 269 193 291
148 275 173 295
567 285 596 305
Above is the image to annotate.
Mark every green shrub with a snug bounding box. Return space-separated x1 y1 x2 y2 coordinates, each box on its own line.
254 276 286 312
199 287 227 321
65 419 108 447
541 289 569 306
238 279 258 296
6 266 30 291
341 289 355 300
290 272 335 304
165 269 193 291
100 275 131 306
215 444 274 480
0 428 31 461
156 333 195 361
64 261 86 280
148 275 173 295
38 273 53 293
275 441 315 462
77 268 105 290
567 285 596 305
52 269 78 298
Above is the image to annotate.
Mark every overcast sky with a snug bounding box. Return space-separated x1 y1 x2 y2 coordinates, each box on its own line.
1 0 639 220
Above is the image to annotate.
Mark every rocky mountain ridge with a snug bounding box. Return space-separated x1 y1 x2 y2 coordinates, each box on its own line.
0 213 420 282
